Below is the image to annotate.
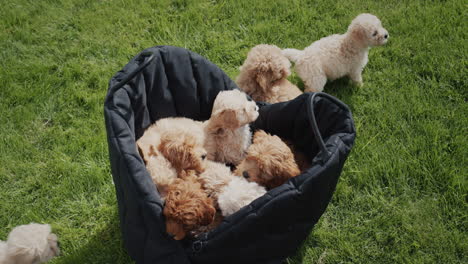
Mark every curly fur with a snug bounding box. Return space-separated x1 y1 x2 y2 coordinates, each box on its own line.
203 90 259 166
0 223 60 264
150 117 207 176
163 177 216 240
283 13 388 92
137 130 177 199
217 176 266 217
235 130 301 189
236 44 302 103
198 160 266 217
198 160 234 202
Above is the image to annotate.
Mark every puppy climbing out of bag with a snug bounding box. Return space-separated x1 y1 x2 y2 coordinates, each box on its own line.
283 13 389 92
203 89 259 166
236 44 302 103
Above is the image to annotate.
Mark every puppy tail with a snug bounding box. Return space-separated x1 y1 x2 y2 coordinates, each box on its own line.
282 48 303 63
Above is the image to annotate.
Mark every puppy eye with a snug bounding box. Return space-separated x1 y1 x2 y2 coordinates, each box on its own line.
174 191 180 196
201 154 207 160
242 171 250 179
372 30 378 36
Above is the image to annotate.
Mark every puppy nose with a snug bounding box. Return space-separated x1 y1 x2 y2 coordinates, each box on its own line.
384 34 388 39
242 171 250 179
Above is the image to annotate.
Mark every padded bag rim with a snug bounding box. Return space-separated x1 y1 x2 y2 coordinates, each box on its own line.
104 46 356 264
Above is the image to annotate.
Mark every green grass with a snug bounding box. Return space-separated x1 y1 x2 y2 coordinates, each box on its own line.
0 0 466 263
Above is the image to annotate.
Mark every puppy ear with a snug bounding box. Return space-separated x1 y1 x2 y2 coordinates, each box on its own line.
137 140 150 163
256 72 270 91
280 68 290 78
201 200 216 225
159 139 190 172
137 138 159 163
349 24 366 43
219 109 240 129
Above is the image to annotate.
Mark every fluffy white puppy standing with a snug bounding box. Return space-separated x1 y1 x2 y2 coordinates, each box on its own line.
0 223 60 264
283 13 389 92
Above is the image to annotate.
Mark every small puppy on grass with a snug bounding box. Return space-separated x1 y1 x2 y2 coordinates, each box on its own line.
283 13 389 92
236 44 302 103
0 223 60 264
203 89 259 166
235 130 301 189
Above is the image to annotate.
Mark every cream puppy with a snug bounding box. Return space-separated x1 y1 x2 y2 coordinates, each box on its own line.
283 13 389 92
203 90 259 166
0 223 60 264
199 160 266 217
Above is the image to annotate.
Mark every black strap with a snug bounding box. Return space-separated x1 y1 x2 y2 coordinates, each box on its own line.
109 51 155 92
307 92 352 161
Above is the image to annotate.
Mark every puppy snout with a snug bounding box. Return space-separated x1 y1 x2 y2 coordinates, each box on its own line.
242 171 250 179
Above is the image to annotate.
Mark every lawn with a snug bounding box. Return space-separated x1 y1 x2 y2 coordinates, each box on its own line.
0 0 466 263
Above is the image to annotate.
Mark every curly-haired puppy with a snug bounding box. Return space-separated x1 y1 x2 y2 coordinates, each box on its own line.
236 44 302 103
283 13 389 92
151 117 207 177
198 160 234 202
137 130 177 199
235 130 301 189
198 160 266 217
0 223 60 264
164 176 216 240
203 90 259 166
217 176 266 217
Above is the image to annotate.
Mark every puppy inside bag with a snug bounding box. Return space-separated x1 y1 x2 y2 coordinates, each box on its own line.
138 88 298 239
105 46 355 264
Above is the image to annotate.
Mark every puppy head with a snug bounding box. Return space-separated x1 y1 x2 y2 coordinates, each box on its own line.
235 130 300 189
158 133 207 175
210 90 259 129
163 178 216 240
240 44 291 92
348 13 388 47
6 223 60 264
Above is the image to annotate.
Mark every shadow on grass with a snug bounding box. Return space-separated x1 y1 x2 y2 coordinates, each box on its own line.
58 214 133 264
285 240 308 264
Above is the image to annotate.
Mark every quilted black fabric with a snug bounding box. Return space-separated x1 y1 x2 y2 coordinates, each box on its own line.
104 46 356 264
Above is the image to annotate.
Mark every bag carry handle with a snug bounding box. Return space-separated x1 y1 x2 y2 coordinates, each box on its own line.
307 92 350 161
109 51 155 92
